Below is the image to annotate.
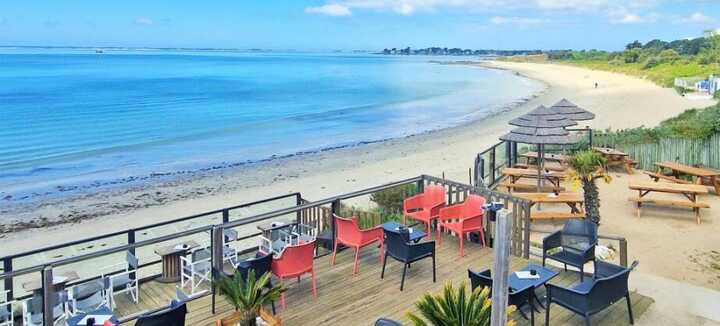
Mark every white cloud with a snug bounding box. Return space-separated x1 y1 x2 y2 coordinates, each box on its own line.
679 12 714 24
312 0 666 24
305 4 353 16
134 17 154 26
490 16 550 26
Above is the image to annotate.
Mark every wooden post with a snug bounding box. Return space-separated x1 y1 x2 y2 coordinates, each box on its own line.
211 226 225 314
42 266 55 326
491 209 513 326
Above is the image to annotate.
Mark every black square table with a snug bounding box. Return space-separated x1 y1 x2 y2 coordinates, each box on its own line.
382 221 426 243
66 306 120 326
509 264 559 308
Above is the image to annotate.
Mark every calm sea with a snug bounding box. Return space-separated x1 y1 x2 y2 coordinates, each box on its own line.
0 49 543 201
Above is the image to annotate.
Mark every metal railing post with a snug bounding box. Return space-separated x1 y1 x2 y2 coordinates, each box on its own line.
3 258 12 300
42 266 55 326
588 126 593 148
619 238 628 267
491 209 513 326
505 141 512 168
512 141 518 166
127 229 136 280
211 226 225 314
480 157 486 185
330 200 340 249
490 147 496 185
296 193 303 225
222 209 230 224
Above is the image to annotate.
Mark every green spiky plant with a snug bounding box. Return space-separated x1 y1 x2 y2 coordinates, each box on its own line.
407 282 515 326
215 270 284 326
568 150 611 224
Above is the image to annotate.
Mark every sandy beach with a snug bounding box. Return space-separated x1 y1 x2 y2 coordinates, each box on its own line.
2 61 714 249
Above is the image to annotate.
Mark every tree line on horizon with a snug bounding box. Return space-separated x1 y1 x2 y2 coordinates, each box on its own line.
380 47 542 56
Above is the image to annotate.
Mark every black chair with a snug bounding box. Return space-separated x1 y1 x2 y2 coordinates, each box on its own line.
468 269 537 326
545 260 639 326
542 220 598 281
381 228 435 291
375 318 403 326
232 253 276 314
135 302 187 326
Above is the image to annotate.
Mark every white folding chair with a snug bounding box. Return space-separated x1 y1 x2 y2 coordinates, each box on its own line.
180 248 211 295
22 292 67 326
67 278 109 315
0 290 13 326
101 251 139 308
222 229 239 264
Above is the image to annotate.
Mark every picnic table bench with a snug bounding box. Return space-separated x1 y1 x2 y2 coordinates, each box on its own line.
520 151 571 165
513 163 567 172
500 168 566 193
593 147 637 174
653 161 720 195
513 192 586 220
628 182 710 224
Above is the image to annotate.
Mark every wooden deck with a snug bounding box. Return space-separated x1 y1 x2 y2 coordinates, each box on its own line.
115 237 653 326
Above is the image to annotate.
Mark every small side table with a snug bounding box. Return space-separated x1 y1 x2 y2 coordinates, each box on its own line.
154 240 199 283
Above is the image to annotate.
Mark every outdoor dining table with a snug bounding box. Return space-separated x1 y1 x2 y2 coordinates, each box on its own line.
628 182 710 224
593 147 635 174
520 151 571 165
21 271 80 293
382 221 426 243
154 240 200 283
509 264 560 308
502 168 566 192
66 306 119 326
654 161 720 195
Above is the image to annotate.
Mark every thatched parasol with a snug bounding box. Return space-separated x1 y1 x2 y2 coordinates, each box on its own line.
550 98 595 121
501 105 578 191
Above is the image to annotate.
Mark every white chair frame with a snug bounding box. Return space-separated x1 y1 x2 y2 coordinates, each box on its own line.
180 249 212 295
101 252 139 309
0 290 13 326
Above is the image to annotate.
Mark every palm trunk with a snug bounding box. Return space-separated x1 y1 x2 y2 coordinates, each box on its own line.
582 178 601 224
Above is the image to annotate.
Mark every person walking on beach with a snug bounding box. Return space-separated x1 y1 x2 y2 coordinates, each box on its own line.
594 82 598 88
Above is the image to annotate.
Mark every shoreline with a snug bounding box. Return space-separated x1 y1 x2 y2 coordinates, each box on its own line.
2 61 715 251
0 62 545 233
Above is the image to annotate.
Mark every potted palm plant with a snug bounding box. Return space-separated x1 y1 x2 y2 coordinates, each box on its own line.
567 150 611 224
215 270 284 326
407 282 515 326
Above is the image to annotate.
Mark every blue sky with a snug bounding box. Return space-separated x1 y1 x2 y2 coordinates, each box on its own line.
0 1 718 51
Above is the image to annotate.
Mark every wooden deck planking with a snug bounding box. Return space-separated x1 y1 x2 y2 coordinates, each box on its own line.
115 236 652 326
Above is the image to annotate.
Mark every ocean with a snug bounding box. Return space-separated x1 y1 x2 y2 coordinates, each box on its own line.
0 49 544 201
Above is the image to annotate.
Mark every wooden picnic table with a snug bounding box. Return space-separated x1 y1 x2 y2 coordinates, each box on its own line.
513 192 585 220
593 147 635 174
501 168 566 193
628 182 710 224
154 240 200 283
520 151 571 165
653 161 720 195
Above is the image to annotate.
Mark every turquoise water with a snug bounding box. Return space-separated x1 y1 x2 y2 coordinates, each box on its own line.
0 50 543 200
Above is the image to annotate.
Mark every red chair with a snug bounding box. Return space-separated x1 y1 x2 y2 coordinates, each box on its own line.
331 215 384 275
271 240 317 310
437 194 486 257
403 185 446 237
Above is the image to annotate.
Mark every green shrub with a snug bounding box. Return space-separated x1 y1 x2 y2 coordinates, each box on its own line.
370 184 417 212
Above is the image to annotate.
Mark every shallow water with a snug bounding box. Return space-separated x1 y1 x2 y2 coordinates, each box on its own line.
0 49 543 200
